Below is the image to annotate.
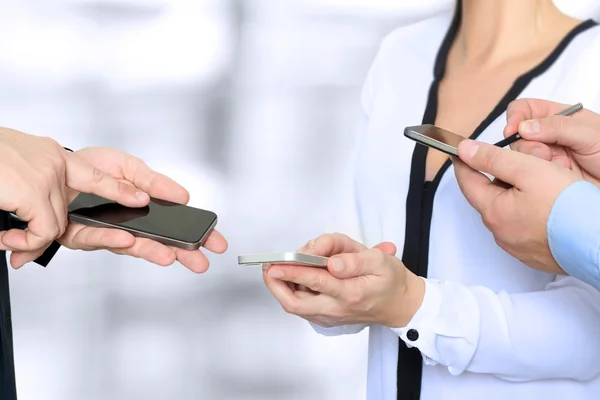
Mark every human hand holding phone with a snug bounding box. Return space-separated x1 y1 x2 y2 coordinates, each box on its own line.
261 234 423 329
10 147 227 272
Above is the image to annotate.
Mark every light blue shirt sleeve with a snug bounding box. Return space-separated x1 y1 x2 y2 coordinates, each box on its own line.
547 181 600 290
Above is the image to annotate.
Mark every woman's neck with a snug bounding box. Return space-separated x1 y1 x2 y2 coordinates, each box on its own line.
456 0 581 67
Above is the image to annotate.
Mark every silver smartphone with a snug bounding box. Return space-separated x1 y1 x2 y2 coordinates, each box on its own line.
238 252 329 267
404 124 466 156
67 193 218 250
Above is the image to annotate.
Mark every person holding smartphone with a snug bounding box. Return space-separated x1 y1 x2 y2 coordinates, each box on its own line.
262 1 600 399
453 98 600 290
0 126 227 400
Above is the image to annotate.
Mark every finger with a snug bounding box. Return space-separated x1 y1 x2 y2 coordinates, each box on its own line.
265 264 343 296
50 187 68 237
551 155 571 168
373 242 397 256
298 233 366 257
295 290 316 299
510 140 553 161
328 247 396 279
201 230 228 254
9 245 49 269
452 157 506 215
111 238 177 266
456 139 550 189
263 264 295 297
120 155 190 205
64 154 150 207
505 98 570 128
504 98 575 141
172 248 210 274
263 268 328 317
264 262 300 292
0 200 60 251
518 113 600 152
59 224 136 250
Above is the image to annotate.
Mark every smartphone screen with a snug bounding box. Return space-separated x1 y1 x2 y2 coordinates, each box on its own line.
68 193 217 248
404 125 466 156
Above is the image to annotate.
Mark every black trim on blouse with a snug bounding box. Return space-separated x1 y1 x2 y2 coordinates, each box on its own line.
395 6 598 399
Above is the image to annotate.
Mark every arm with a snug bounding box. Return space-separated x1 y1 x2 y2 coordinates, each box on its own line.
393 276 600 381
547 181 600 290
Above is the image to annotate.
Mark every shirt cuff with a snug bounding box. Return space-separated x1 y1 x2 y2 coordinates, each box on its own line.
547 181 600 290
392 278 443 366
391 278 480 374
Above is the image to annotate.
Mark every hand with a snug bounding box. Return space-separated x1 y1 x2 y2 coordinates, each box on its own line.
0 128 149 254
262 233 424 328
453 139 581 274
10 147 228 273
504 98 600 186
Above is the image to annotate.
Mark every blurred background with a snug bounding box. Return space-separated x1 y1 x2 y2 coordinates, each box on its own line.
1 1 598 399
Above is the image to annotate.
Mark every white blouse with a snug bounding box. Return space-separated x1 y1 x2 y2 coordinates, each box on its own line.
313 12 600 400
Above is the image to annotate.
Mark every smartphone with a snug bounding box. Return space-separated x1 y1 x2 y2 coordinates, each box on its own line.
404 124 466 156
67 193 218 250
238 252 329 268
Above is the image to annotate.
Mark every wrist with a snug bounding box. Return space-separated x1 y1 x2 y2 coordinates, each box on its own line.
384 271 425 328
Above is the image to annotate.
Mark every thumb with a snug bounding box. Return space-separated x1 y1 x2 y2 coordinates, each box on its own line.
64 153 150 207
328 248 387 279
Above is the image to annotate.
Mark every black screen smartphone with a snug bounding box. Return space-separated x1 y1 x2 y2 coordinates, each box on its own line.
68 193 218 250
404 124 465 156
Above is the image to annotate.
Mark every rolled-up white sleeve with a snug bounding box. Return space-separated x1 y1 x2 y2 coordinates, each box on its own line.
392 276 600 381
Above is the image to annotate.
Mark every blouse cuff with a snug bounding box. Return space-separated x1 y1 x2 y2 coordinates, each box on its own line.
392 277 442 365
392 278 480 374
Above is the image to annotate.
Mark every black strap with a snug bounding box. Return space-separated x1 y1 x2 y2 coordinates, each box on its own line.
395 6 461 399
0 213 17 400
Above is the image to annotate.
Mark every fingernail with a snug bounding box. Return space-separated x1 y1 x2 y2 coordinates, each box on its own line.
460 140 479 160
262 263 271 272
331 258 345 273
268 269 284 279
135 190 149 201
521 120 540 136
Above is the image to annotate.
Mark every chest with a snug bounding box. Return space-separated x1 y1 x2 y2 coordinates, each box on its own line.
426 64 537 181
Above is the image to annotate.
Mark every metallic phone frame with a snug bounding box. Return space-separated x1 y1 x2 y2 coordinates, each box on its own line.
237 252 329 267
68 213 218 251
404 125 460 157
